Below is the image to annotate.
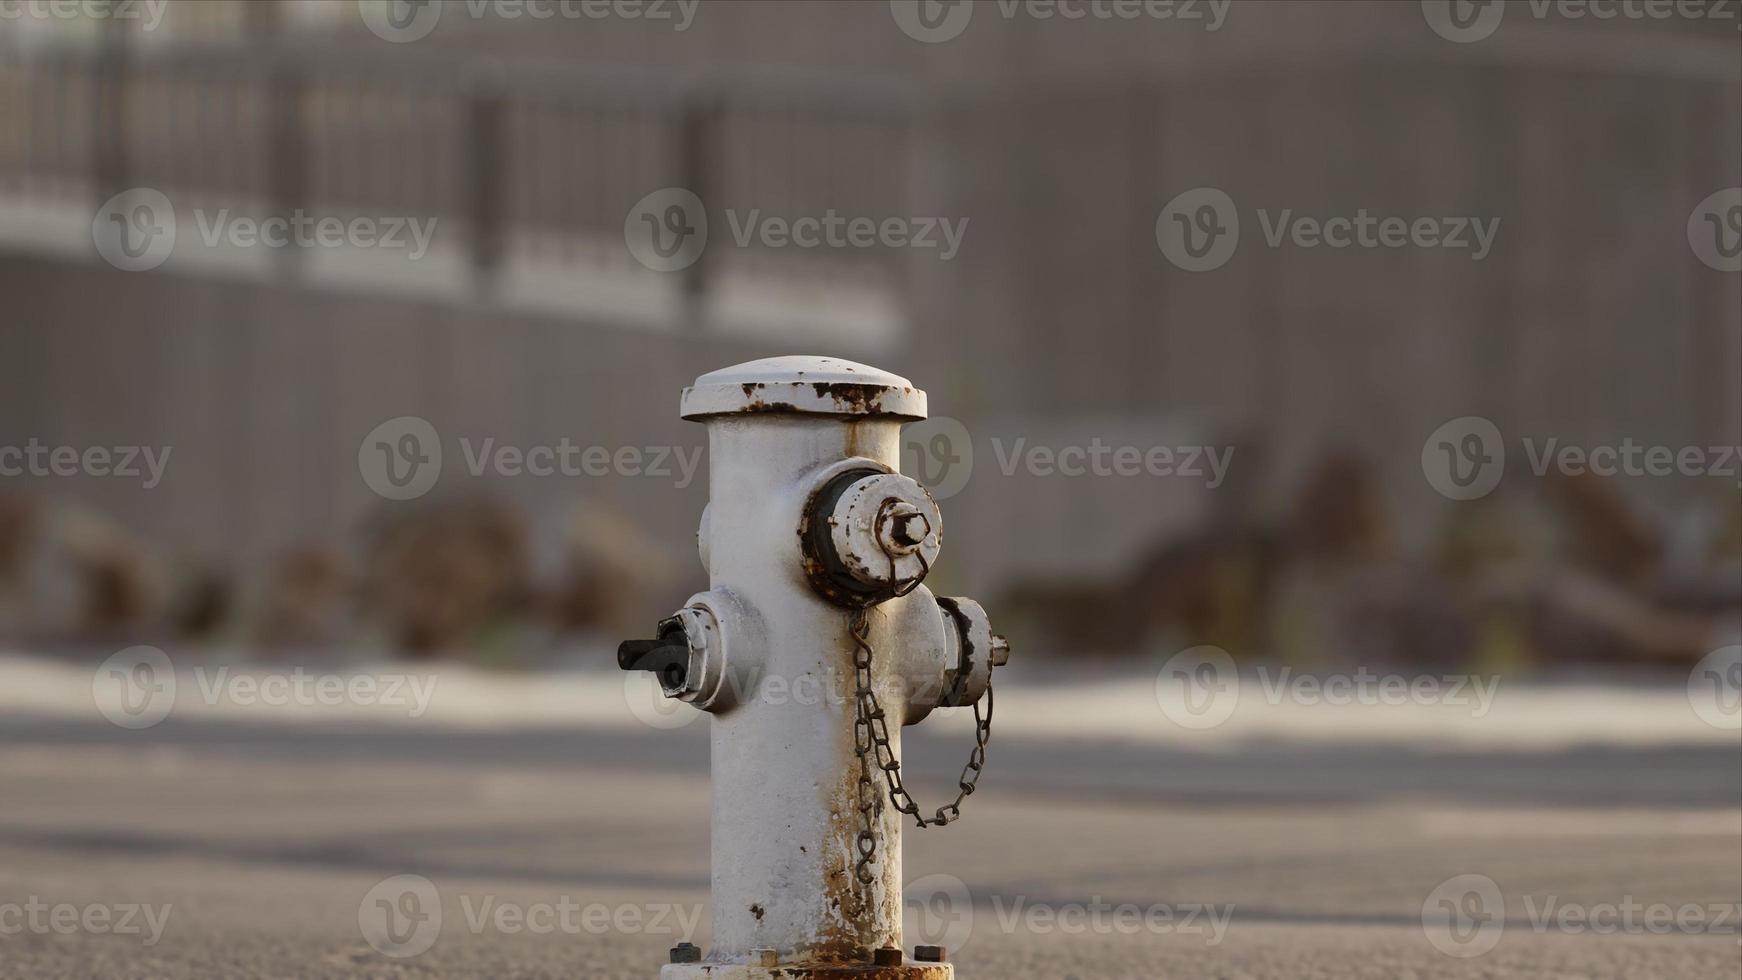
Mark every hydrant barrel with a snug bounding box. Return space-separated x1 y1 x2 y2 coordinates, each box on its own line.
688 358 921 965
628 356 1004 977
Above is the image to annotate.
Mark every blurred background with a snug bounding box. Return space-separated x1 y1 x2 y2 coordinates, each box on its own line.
0 2 1737 977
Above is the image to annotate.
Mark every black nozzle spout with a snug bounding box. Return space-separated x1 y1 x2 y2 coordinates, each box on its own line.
617 618 690 690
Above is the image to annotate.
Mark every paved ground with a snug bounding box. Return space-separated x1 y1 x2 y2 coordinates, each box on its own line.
0 699 1738 980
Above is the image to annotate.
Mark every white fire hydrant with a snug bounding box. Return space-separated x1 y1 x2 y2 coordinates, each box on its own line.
619 356 1008 979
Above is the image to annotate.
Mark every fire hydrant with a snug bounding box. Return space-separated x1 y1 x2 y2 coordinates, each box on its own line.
619 356 1008 979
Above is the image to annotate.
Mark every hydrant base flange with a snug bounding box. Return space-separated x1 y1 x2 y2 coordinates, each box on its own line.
662 965 952 980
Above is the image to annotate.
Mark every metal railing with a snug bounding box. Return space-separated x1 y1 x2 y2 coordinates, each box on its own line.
0 35 921 312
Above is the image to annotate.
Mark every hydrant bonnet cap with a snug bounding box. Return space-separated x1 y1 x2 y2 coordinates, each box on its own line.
680 355 928 421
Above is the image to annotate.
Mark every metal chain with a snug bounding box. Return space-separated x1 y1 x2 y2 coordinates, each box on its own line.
849 606 995 887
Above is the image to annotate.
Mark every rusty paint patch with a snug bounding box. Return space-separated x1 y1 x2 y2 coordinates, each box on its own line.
807 382 909 416
674 967 949 979
843 420 865 461
738 400 802 414
765 968 950 979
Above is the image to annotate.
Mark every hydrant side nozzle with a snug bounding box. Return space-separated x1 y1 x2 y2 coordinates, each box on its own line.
617 617 690 691
933 596 1002 709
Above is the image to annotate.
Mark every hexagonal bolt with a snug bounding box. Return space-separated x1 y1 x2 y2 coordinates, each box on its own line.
877 500 933 556
873 946 904 966
669 942 702 964
914 944 947 963
753 948 779 967
990 633 1011 667
890 507 931 547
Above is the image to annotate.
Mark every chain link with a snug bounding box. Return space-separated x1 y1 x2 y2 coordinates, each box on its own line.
849 606 995 887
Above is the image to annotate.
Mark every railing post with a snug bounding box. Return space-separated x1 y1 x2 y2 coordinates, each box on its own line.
91 19 129 203
676 90 718 326
466 62 507 301
252 1 305 284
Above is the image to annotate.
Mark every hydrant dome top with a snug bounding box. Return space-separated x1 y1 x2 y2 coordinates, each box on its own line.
680 355 928 422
